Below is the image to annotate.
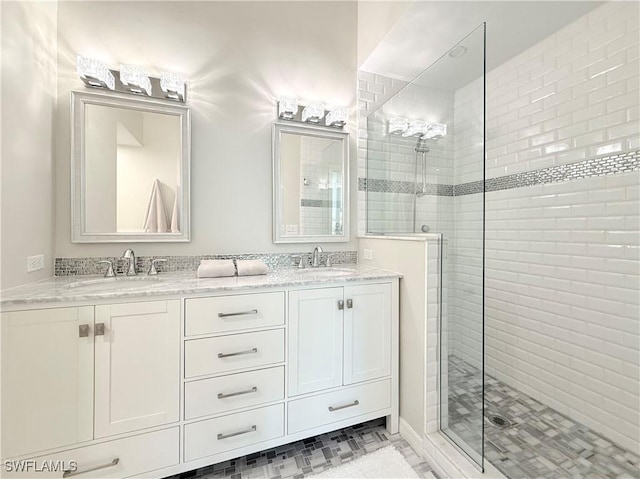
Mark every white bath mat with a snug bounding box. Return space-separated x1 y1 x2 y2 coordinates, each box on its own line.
311 445 420 478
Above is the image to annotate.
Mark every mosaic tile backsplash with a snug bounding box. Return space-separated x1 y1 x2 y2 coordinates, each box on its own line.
55 251 358 277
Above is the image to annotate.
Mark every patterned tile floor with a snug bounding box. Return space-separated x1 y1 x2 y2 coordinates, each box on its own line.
167 419 437 479
445 355 640 479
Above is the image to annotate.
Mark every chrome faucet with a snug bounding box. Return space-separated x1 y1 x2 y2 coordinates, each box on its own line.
122 249 137 276
312 246 323 268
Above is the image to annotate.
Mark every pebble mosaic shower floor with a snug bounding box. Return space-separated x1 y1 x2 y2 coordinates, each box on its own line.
447 356 640 478
166 419 437 479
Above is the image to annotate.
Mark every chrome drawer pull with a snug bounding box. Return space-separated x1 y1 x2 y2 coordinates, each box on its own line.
337 300 344 310
328 400 359 412
217 425 257 440
218 347 258 358
218 386 258 399
218 309 258 318
63 458 119 478
346 299 353 309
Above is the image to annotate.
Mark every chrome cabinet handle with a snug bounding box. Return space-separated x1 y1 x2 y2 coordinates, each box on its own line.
217 425 257 440
346 299 353 309
95 323 106 336
218 348 258 358
78 324 90 338
63 458 119 478
218 309 258 318
218 386 258 399
328 400 359 412
338 300 344 310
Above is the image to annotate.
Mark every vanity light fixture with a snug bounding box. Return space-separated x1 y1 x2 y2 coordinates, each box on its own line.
388 117 409 135
423 122 447 140
403 120 429 138
120 64 152 96
278 96 299 119
325 107 348 128
301 102 325 123
77 56 115 90
160 72 186 102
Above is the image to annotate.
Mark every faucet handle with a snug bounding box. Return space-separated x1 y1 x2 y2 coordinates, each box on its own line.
97 260 116 278
292 255 305 269
325 253 338 268
148 258 167 276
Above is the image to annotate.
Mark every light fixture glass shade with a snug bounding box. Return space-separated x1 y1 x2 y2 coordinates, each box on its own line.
160 72 185 101
325 107 348 127
77 56 115 90
302 102 325 123
388 117 409 135
403 120 429 138
278 96 298 119
120 64 152 96
423 122 447 140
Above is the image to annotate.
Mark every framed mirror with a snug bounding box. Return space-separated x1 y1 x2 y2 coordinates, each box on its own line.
272 122 349 243
71 90 190 242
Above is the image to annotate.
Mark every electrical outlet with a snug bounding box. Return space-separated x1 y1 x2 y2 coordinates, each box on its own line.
362 249 373 260
27 255 45 273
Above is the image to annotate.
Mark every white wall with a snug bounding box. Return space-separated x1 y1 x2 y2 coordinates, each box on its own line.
0 1 57 289
55 1 357 258
356 1 411 68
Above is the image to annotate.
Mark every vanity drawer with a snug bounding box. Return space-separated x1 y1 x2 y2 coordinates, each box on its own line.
287 380 391 434
185 366 285 419
185 292 285 336
184 329 285 378
5 427 179 478
184 404 284 462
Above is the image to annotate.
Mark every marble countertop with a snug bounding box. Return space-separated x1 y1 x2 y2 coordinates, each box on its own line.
0 265 401 308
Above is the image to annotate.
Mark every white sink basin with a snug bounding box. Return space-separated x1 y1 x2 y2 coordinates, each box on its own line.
296 267 357 278
64 276 161 292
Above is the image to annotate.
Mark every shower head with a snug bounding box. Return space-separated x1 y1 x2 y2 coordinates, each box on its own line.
415 138 430 153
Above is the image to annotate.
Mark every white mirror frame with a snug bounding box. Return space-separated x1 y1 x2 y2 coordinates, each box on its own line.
71 90 191 243
272 122 349 244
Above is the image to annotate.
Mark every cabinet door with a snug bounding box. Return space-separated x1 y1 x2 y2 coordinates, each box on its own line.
1 307 94 458
95 300 180 438
288 288 343 396
344 283 391 385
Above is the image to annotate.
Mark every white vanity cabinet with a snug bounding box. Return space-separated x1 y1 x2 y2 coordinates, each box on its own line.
288 283 392 396
94 301 180 438
1 300 181 474
1 307 94 459
1 273 398 479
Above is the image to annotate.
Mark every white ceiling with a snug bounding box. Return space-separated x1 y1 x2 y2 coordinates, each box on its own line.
361 1 604 89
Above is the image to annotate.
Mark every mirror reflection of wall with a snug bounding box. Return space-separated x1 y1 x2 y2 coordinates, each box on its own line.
280 133 343 238
84 105 181 234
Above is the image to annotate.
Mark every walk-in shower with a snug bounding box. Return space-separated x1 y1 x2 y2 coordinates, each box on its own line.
363 2 640 477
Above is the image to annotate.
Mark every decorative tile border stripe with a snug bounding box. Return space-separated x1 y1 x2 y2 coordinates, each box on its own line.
55 251 358 276
300 199 341 208
359 178 453 196
360 150 640 197
480 150 640 195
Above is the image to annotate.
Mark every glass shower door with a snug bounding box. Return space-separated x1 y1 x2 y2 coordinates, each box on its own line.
438 24 486 469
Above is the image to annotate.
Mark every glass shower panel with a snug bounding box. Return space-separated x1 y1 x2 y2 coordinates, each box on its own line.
365 24 486 468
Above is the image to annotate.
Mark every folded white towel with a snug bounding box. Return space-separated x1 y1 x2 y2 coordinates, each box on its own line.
237 259 268 276
197 260 236 278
